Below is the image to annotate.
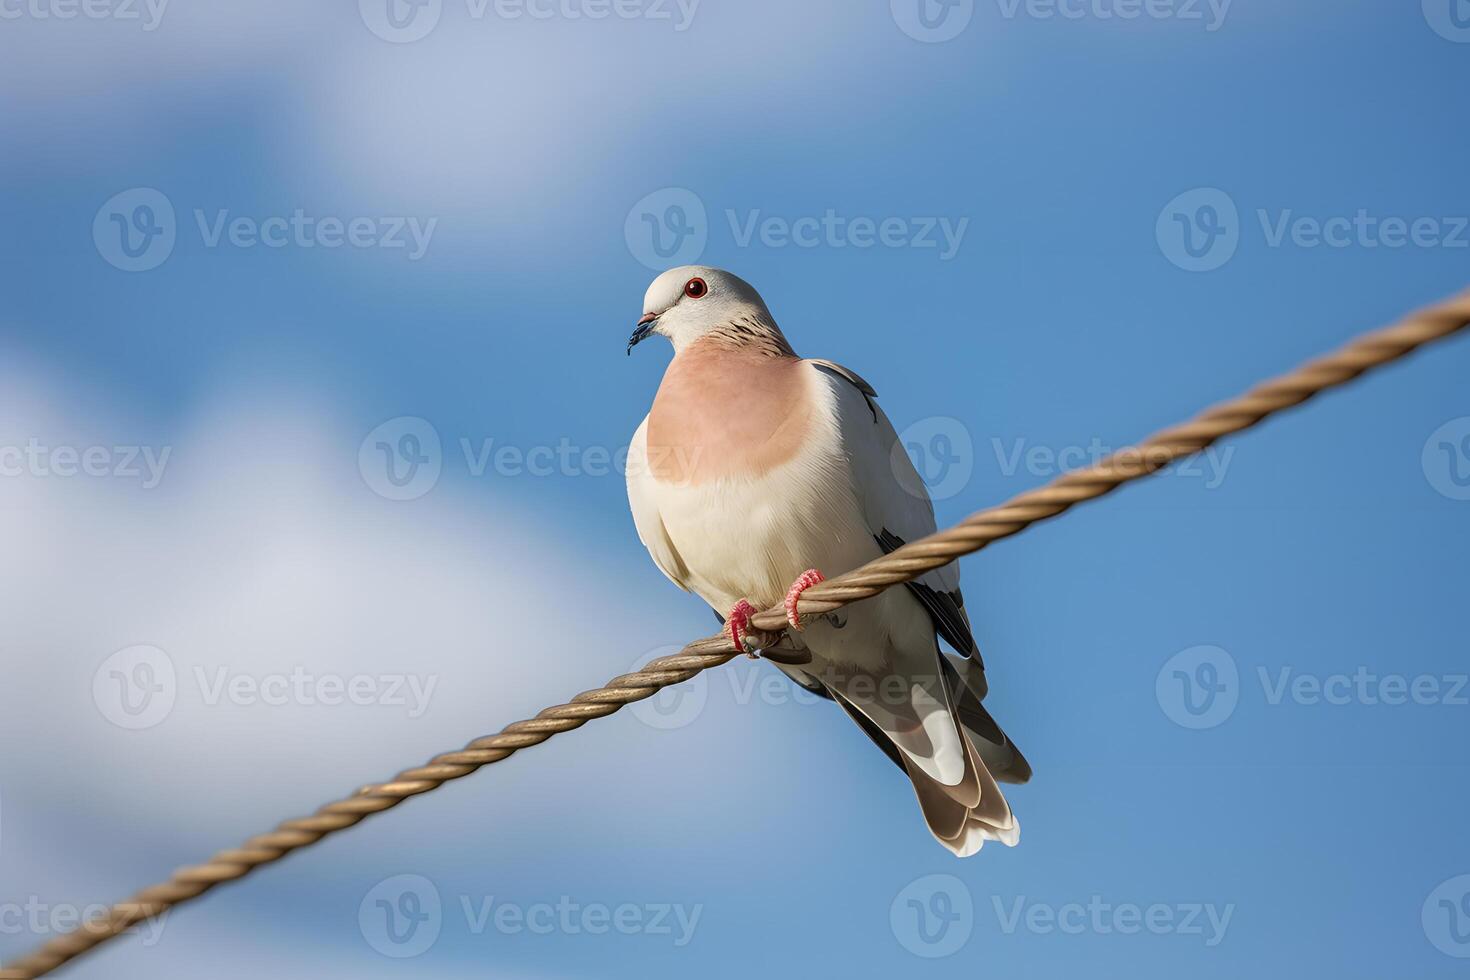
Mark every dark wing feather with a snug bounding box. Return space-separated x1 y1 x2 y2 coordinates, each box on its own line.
875 528 981 665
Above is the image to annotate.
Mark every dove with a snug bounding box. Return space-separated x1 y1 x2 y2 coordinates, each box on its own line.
625 266 1029 856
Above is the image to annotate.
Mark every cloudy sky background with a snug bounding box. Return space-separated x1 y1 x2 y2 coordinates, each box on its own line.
2 1 1469 977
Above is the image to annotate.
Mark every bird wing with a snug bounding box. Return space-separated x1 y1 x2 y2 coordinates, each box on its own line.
807 360 1025 855
626 416 691 591
808 360 979 661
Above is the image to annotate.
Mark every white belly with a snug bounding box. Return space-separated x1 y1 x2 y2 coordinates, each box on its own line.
655 453 932 681
652 437 877 614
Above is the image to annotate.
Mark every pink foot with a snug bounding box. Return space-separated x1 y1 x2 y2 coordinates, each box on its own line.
784 568 826 632
727 599 759 658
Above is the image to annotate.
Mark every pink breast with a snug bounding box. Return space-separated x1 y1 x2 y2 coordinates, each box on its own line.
647 345 815 486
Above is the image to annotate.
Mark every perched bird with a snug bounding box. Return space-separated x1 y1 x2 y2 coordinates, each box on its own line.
625 266 1029 856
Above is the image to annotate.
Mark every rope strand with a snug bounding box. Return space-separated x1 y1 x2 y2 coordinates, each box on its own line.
4 288 1468 980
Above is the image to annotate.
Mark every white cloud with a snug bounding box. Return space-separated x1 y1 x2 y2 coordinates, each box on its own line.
0 341 822 977
0 365 670 834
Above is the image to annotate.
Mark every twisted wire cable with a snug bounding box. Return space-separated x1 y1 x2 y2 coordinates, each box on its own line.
4 287 1468 980
755 290 1470 625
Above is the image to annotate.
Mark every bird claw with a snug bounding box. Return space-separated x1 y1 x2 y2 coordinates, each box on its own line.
727 599 760 658
784 568 826 632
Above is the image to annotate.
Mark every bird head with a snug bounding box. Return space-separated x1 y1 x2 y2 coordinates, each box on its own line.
627 266 791 356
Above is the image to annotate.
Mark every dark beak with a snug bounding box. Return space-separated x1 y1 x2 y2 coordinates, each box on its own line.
627 312 659 355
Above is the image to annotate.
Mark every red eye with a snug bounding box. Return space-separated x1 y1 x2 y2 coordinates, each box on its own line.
684 277 708 299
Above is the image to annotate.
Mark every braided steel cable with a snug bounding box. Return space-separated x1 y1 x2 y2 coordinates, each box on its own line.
4 287 1468 979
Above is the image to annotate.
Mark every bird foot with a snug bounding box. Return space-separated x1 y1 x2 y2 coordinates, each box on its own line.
726 599 760 658
784 568 826 632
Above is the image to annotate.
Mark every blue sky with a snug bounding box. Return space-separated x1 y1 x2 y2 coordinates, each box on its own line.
2 1 1469 977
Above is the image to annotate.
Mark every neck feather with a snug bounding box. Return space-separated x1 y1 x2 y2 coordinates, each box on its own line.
693 313 796 358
